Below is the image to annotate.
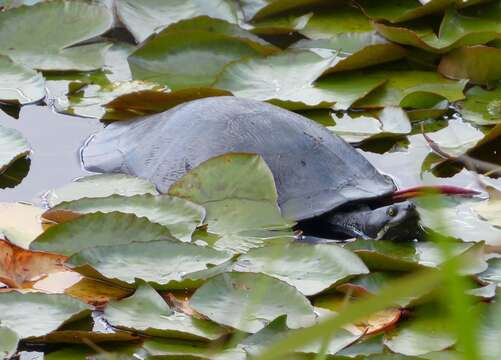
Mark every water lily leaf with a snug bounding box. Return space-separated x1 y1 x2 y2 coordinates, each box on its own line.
357 0 455 23
0 55 44 105
104 282 228 341
335 334 385 358
460 86 501 125
384 311 456 356
129 17 277 90
169 153 293 253
0 239 68 288
239 0 324 21
233 242 369 296
0 202 43 248
0 0 113 71
31 212 176 256
190 272 316 333
67 240 232 289
215 50 385 109
65 277 132 307
0 327 19 359
292 32 406 73
0 124 30 176
115 0 240 43
45 174 158 207
479 258 501 287
143 339 246 360
374 4 501 53
439 46 501 84
250 12 312 35
0 292 90 338
425 118 484 156
240 315 360 357
473 187 501 228
353 70 466 109
44 194 204 242
299 5 373 39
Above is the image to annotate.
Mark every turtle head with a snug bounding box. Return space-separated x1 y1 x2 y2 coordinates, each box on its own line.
324 201 419 240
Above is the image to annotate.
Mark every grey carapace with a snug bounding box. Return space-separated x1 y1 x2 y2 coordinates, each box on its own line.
82 96 419 240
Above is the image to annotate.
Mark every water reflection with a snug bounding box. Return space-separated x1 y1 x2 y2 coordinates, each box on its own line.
0 105 102 203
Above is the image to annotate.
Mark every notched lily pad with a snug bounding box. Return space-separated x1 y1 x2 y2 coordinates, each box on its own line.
0 0 113 71
104 282 228 341
67 240 233 289
0 55 45 105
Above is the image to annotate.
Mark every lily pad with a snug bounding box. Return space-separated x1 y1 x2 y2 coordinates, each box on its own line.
44 193 205 242
115 0 239 43
357 0 455 23
384 313 456 356
0 55 45 104
0 327 18 359
232 242 369 296
292 32 407 73
129 17 277 90
0 292 90 338
215 50 385 109
239 0 324 21
190 272 316 333
144 339 246 360
240 315 361 357
438 46 501 84
479 258 501 287
374 4 501 53
169 153 293 253
0 202 43 248
0 0 113 71
45 174 158 207
425 118 484 156
67 240 232 289
31 212 176 256
0 124 30 176
459 86 501 125
104 282 227 341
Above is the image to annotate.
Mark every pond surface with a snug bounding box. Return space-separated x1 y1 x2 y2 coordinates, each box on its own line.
0 106 102 203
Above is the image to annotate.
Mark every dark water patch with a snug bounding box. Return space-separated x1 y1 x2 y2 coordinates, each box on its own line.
0 106 102 203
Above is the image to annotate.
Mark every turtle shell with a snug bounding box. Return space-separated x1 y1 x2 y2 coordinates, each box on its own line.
82 96 396 221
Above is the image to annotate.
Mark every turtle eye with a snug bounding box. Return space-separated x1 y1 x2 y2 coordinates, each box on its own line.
387 206 398 217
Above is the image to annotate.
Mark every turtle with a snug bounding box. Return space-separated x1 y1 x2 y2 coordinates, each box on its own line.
81 97 436 240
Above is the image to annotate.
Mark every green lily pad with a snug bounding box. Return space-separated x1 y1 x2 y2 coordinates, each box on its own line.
299 5 373 39
292 32 406 73
0 292 90 338
169 153 293 253
250 12 312 35
44 194 204 242
240 315 361 357
0 327 18 359
45 174 158 207
0 0 113 71
357 0 455 23
115 0 240 43
0 55 45 104
215 50 385 109
129 17 277 90
438 46 501 84
31 212 176 256
353 70 466 109
384 312 456 356
374 4 501 53
239 0 323 21
104 282 227 341
67 240 232 289
143 339 246 360
460 86 501 125
233 242 369 296
0 124 30 175
190 272 316 333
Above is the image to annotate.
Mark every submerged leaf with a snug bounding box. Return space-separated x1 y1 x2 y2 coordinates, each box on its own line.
190 272 316 333
104 282 227 341
0 0 113 70
0 55 44 104
67 240 232 289
31 212 176 256
44 193 205 242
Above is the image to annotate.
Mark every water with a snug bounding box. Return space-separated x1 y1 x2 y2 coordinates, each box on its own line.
0 106 102 203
